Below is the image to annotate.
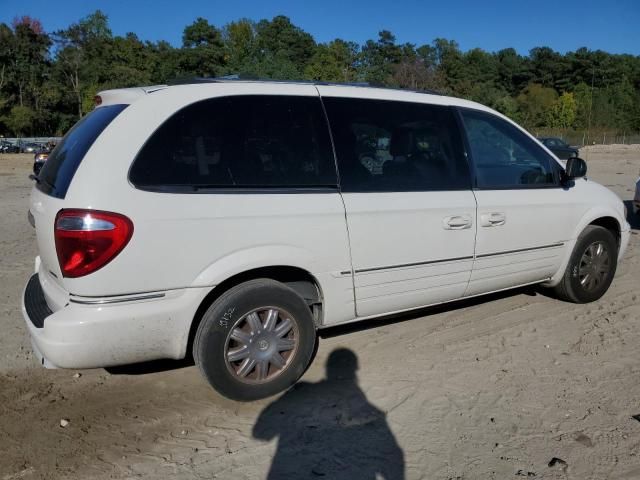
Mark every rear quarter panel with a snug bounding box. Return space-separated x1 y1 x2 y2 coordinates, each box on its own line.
55 83 356 324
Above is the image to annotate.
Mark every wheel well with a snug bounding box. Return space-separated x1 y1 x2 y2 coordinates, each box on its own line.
187 266 323 358
589 216 621 248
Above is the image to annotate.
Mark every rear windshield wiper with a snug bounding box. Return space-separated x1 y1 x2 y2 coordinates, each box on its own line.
29 174 56 192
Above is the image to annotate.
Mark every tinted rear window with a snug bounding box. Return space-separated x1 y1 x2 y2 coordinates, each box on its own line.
323 97 471 192
129 95 337 191
37 104 127 198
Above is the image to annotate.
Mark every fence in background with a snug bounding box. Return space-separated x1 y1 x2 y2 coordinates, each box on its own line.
1 137 62 146
533 129 640 147
4 130 640 149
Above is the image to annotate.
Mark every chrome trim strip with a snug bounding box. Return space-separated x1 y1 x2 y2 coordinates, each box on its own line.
351 243 565 275
475 242 565 259
355 255 474 274
69 292 166 305
57 215 115 231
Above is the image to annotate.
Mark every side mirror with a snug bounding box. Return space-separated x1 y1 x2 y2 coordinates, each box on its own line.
565 157 587 179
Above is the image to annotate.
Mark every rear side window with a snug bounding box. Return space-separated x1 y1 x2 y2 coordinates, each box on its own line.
38 104 128 198
130 95 337 191
460 109 557 189
322 98 470 192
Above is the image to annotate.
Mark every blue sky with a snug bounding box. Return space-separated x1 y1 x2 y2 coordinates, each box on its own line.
1 0 639 55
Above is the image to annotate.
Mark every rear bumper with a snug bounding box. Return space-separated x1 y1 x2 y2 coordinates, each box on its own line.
22 273 210 369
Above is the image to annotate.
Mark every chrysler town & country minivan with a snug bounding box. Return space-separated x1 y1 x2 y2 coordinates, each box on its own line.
23 80 630 400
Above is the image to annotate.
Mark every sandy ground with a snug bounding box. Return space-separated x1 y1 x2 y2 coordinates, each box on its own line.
0 147 639 480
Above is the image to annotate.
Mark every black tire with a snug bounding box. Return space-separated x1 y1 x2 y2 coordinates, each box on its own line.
193 279 317 401
553 225 618 303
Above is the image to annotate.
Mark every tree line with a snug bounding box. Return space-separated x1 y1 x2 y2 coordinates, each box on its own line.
1 11 639 137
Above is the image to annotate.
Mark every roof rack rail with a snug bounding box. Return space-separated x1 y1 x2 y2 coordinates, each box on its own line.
367 84 442 96
166 75 443 96
167 77 225 85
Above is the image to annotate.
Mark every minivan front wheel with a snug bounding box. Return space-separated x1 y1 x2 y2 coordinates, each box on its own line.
194 279 317 401
553 225 618 303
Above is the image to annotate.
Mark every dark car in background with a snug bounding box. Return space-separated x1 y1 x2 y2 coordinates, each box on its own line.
537 137 579 159
0 141 20 153
634 175 640 215
33 150 49 175
20 142 41 154
32 144 55 175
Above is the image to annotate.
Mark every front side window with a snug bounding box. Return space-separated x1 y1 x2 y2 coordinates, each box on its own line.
130 95 337 190
322 98 471 192
460 109 557 189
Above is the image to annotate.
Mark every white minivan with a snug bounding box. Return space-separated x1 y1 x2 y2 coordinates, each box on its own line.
23 80 630 400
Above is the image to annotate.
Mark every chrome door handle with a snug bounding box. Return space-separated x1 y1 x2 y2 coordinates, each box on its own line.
480 212 506 227
443 215 472 230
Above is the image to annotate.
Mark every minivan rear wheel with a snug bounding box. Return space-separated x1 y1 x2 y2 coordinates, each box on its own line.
552 225 617 303
194 279 317 401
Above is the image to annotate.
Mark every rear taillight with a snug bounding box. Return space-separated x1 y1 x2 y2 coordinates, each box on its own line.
54 209 133 278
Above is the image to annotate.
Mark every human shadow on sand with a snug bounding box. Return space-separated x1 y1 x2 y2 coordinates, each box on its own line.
253 348 405 480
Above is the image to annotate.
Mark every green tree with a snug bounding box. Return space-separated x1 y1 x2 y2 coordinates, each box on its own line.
516 83 558 128
547 92 577 128
2 12 640 137
493 95 520 120
360 30 402 84
458 49 500 103
0 17 51 136
251 16 315 78
304 39 358 82
109 33 155 86
53 10 112 119
571 81 592 129
180 17 225 77
4 104 35 136
6 17 51 108
529 46 570 90
223 19 256 73
608 76 635 129
149 40 180 82
431 38 466 95
496 48 531 94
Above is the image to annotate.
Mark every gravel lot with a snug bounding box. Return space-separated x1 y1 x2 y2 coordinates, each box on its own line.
1 147 639 480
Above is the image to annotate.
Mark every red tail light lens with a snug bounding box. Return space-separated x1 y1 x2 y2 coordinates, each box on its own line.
54 209 133 278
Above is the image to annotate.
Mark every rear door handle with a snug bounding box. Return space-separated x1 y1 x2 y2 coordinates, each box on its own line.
480 212 506 227
443 215 473 230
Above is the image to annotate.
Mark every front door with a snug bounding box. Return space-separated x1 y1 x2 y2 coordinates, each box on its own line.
320 91 477 317
458 108 581 296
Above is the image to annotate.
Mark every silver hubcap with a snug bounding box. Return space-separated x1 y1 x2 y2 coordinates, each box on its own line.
224 307 298 384
578 241 610 292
